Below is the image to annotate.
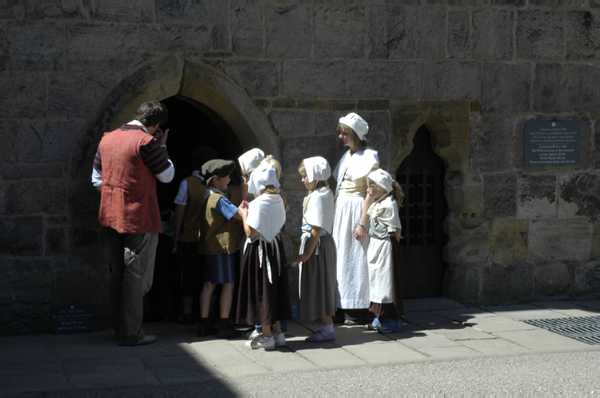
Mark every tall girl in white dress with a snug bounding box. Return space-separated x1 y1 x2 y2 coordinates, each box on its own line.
332 113 379 312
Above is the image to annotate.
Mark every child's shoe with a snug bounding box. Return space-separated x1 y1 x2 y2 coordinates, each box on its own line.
273 332 286 347
305 329 335 342
246 335 275 350
216 323 240 339
381 318 402 332
246 329 261 340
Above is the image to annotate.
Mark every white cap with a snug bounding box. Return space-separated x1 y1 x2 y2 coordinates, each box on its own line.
339 113 369 140
303 156 331 183
368 169 393 193
248 164 280 194
238 148 265 175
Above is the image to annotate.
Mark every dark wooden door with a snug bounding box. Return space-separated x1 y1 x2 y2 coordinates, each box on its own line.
396 125 448 298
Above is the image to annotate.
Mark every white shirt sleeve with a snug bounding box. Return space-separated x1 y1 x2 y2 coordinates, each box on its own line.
156 160 175 183
91 168 102 191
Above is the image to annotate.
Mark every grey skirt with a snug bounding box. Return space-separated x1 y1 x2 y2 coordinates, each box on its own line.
299 234 337 322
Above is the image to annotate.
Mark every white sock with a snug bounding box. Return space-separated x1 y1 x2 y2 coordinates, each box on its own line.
322 323 334 335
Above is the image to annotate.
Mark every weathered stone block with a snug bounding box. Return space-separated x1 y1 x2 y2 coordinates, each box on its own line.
223 60 279 98
26 3 88 20
445 235 490 266
565 10 600 60
472 9 513 60
574 260 600 294
596 119 600 170
55 265 110 305
46 227 67 257
444 264 480 303
0 2 24 19
481 262 535 303
357 110 389 170
558 173 600 217
470 114 513 172
533 63 600 113
266 5 311 58
528 219 593 262
481 63 531 112
421 61 481 100
298 100 328 111
93 3 144 22
315 111 343 138
212 24 230 51
272 98 295 109
67 23 141 72
231 6 264 57
140 25 211 52
329 100 355 111
446 212 489 237
348 61 419 99
357 100 389 111
0 120 20 165
483 173 517 217
489 219 528 263
368 6 446 60
6 21 64 71
282 60 346 98
281 135 340 177
0 72 46 117
445 172 484 215
535 262 570 296
22 119 84 163
5 180 66 216
282 190 306 237
48 73 114 118
518 175 557 218
0 164 63 180
516 10 564 60
593 219 600 259
314 6 366 58
0 217 43 256
269 110 315 136
0 305 52 335
156 2 228 23
448 11 471 59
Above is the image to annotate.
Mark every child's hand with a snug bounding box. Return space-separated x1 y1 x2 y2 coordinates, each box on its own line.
354 225 368 241
296 253 309 264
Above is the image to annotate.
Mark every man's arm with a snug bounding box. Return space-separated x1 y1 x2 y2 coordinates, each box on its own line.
91 148 102 191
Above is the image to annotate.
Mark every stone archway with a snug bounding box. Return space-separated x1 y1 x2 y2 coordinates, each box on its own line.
387 100 480 301
64 56 279 327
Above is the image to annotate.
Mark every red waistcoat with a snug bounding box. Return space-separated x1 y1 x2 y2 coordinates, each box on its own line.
97 126 162 234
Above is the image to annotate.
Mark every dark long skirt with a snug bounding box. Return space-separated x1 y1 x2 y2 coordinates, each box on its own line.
299 235 337 322
368 237 405 320
236 236 292 326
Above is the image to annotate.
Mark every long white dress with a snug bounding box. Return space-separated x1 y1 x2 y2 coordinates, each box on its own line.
332 148 379 309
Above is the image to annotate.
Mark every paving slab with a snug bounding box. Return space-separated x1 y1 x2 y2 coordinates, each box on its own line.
395 330 461 350
493 329 591 352
404 311 456 329
294 345 367 368
575 300 600 312
62 356 146 376
467 315 537 333
419 345 483 360
189 340 255 368
69 370 159 389
429 323 496 341
532 301 600 318
483 304 568 321
342 340 427 365
458 338 532 356
404 298 465 312
434 307 497 323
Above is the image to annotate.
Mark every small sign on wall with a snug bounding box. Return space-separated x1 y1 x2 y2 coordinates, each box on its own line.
51 304 93 334
524 121 580 166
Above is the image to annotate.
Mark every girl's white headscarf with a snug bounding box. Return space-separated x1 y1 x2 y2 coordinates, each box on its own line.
303 156 331 182
248 163 280 195
368 169 393 193
339 113 369 140
238 148 265 176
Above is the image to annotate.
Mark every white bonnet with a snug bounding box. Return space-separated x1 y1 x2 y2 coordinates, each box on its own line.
368 169 393 193
339 113 369 140
238 148 265 175
248 164 280 194
303 156 331 183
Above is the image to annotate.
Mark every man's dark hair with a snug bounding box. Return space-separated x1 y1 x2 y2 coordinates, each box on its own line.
134 101 169 127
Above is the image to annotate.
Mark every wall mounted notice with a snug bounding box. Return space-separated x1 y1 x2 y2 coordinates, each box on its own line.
524 121 580 166
51 304 93 334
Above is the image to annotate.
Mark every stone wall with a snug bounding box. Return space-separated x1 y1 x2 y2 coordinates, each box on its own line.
1 1 599 334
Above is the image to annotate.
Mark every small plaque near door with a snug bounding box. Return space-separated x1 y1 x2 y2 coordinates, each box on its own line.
51 304 93 334
524 121 580 166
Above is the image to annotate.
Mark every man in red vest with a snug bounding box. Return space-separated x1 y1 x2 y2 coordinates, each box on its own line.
92 101 174 346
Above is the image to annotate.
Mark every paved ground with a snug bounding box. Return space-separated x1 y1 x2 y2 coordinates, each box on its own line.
2 298 600 395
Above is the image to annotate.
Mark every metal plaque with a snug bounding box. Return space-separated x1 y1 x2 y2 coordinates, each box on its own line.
524 121 580 166
51 304 93 334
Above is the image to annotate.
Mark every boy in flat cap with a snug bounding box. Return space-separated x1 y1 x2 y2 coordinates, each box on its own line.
197 159 243 338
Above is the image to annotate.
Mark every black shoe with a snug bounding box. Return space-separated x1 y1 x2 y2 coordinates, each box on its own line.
197 324 216 337
216 324 241 339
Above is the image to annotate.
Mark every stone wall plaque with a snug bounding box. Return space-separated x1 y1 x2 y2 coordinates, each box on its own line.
51 304 93 334
524 121 580 166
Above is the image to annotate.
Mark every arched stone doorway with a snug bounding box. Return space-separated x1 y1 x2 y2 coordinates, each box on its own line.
388 100 473 300
65 56 279 327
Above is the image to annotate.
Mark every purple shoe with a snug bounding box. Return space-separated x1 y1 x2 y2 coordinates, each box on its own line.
305 330 336 342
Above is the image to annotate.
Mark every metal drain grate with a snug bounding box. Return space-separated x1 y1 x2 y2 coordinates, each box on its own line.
524 316 600 345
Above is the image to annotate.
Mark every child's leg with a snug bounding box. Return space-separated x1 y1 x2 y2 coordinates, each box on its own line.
272 321 282 335
322 315 333 326
219 282 234 319
200 281 216 318
262 324 272 338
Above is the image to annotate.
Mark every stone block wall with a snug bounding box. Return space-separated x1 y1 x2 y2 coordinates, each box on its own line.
1 1 599 333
